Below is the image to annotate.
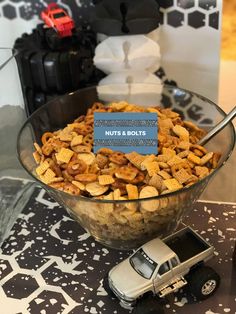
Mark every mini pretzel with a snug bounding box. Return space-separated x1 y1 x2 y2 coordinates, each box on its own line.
97 148 113 156
42 143 54 156
96 154 108 168
82 134 94 146
74 115 85 123
111 179 127 195
62 170 74 182
72 145 92 153
84 115 94 125
91 102 104 111
47 158 62 177
109 152 128 165
67 159 87 175
49 181 65 190
127 171 145 184
63 182 81 195
41 132 54 145
75 124 93 136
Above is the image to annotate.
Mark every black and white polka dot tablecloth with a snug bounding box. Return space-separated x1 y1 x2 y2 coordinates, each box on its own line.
0 182 235 314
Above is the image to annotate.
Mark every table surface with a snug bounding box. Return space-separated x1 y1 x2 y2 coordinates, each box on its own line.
0 183 236 314
0 62 236 314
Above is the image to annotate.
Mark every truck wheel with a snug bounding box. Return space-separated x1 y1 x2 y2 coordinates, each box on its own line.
133 296 165 314
103 273 115 297
187 266 220 300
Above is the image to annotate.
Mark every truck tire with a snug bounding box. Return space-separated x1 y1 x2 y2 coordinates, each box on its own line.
133 295 165 314
103 273 115 297
187 266 220 300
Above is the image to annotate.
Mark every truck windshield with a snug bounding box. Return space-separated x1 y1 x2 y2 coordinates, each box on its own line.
53 12 66 19
130 249 157 279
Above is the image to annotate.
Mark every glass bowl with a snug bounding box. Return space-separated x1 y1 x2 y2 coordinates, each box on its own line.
17 84 235 250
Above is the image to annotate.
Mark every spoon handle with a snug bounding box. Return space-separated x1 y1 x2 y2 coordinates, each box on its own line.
198 106 236 146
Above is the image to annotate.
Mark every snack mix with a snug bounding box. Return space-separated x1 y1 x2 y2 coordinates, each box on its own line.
33 102 221 245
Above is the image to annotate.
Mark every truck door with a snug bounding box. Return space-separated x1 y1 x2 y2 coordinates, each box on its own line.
153 261 173 292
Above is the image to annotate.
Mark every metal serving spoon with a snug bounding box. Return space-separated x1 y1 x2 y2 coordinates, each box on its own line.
198 106 236 146
0 48 19 71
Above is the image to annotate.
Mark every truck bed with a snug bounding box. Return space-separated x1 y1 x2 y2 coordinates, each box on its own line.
165 230 210 263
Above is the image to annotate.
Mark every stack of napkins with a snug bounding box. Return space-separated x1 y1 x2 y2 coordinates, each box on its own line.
92 0 162 104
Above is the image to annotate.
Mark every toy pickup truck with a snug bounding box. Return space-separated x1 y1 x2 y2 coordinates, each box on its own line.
41 3 75 38
106 227 220 309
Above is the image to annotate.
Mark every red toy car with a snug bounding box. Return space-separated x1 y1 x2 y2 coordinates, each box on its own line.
41 3 75 38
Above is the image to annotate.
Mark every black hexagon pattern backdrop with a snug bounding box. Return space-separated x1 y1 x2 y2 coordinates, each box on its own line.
0 0 220 30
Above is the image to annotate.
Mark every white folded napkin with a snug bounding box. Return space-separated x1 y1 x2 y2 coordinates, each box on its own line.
97 83 163 105
94 35 161 74
99 71 161 85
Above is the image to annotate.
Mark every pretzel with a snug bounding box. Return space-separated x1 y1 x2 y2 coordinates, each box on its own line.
109 151 128 165
82 134 94 147
127 171 145 184
75 124 93 136
67 159 87 175
97 147 113 156
63 182 81 195
41 132 54 145
84 115 94 125
72 145 92 153
111 179 127 195
96 154 108 168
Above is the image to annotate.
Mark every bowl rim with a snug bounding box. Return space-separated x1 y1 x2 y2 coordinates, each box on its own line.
17 84 236 204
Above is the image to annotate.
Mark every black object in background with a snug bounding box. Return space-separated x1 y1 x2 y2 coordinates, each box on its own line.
91 0 160 36
14 24 103 116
